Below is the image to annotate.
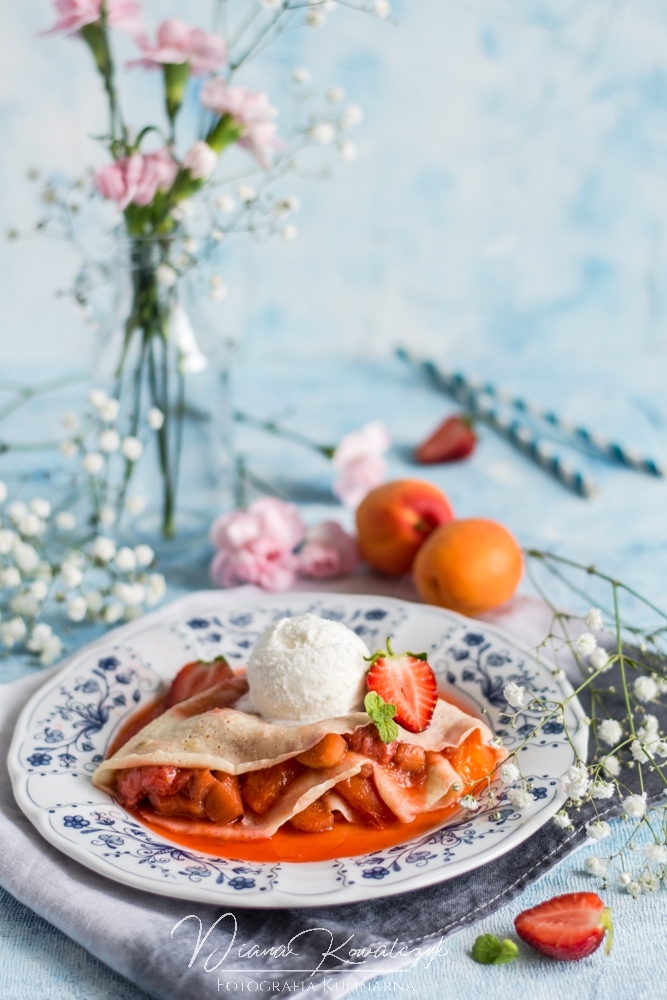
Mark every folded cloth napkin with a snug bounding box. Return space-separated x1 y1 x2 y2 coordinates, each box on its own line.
0 587 659 1000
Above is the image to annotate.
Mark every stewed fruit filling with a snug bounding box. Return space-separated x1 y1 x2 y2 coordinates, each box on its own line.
114 725 496 833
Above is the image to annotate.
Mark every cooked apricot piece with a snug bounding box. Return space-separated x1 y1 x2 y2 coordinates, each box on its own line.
443 730 498 790
205 772 244 824
183 769 217 808
393 743 427 773
289 798 335 833
296 734 347 769
335 772 394 828
241 759 302 815
148 791 208 819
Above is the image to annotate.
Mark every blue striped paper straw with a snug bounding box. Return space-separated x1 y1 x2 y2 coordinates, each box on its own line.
397 348 598 498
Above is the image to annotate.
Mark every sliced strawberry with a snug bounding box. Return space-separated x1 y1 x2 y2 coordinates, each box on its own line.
166 657 233 708
366 640 437 734
416 414 477 464
514 892 613 961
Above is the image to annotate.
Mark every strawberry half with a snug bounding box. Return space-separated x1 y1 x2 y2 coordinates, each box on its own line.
415 414 477 464
366 639 437 733
514 892 613 962
166 657 233 708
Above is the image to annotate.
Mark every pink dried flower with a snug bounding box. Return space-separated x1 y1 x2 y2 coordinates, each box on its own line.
209 497 305 592
332 421 391 508
200 79 279 168
129 18 225 75
93 149 178 210
45 0 144 36
297 521 359 579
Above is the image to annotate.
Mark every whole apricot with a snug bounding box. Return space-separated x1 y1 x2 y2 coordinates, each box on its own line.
355 479 454 575
413 518 522 616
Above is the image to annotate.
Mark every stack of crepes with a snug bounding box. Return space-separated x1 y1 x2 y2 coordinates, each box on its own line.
92 668 507 841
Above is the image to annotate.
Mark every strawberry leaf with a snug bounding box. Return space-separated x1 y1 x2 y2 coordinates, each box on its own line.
364 691 399 743
471 934 519 965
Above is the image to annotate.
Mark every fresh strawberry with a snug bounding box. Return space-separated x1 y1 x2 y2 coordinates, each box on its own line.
366 639 437 734
415 414 477 464
514 892 613 961
166 657 233 708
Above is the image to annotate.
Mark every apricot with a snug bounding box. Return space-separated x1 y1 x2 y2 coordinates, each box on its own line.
355 479 454 575
413 518 522 616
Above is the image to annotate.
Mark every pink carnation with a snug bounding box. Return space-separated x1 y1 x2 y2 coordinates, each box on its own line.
200 79 279 168
93 149 178 210
129 18 225 75
45 0 143 36
209 498 305 592
332 421 391 508
297 521 359 579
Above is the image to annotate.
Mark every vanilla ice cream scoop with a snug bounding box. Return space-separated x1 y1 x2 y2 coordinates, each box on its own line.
247 613 370 723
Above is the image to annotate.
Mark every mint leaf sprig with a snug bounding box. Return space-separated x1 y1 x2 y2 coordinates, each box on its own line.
471 934 519 965
364 691 399 743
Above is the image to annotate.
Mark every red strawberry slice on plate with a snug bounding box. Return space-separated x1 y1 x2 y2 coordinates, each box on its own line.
366 639 437 733
166 657 234 708
514 892 613 961
415 414 477 464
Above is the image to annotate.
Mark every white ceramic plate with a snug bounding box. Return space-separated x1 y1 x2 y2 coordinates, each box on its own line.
9 591 587 908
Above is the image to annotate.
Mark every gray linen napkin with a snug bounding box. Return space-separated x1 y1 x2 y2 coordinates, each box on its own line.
0 595 658 1000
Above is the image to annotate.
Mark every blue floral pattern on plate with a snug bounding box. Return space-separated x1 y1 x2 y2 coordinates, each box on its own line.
8 592 586 909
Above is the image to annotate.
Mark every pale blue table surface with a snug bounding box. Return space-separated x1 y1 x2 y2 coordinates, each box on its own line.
2 355 667 1000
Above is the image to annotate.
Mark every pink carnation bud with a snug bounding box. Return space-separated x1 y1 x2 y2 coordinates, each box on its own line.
297 521 359 579
331 421 391 508
182 141 218 180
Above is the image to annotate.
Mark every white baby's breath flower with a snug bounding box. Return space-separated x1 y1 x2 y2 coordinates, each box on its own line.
597 719 622 746
98 398 120 423
124 604 143 621
39 635 64 665
292 66 311 83
339 140 357 162
261 0 282 8
458 794 479 811
553 811 573 829
341 103 363 129
373 0 391 17
489 735 503 748
584 856 608 876
29 498 51 519
36 561 52 582
639 870 659 893
576 632 597 656
327 86 344 103
29 580 48 601
121 436 143 462
655 741 667 758
27 622 53 651
309 123 335 145
10 594 39 618
631 740 649 763
134 544 154 568
7 501 28 524
99 506 116 527
215 194 235 213
91 537 116 563
0 479 7 503
603 755 621 777
103 601 124 624
587 820 611 841
115 547 137 572
499 762 520 783
60 440 78 459
657 678 667 695
62 411 78 431
282 224 297 242
590 647 610 671
644 842 667 864
618 871 633 886
145 572 166 605
18 513 44 538
67 596 87 622
637 714 660 743
634 676 658 702
61 562 83 589
0 616 27 647
83 452 104 475
210 279 228 302
503 682 526 708
113 582 145 605
211 228 224 242
88 388 108 409
171 199 193 222
0 529 16 554
585 608 604 631
591 781 615 800
125 496 145 516
13 542 40 574
623 793 647 819
306 8 326 26
563 762 590 800
99 429 120 453
237 184 257 202
156 264 177 288
147 407 164 430
579 716 591 728
84 590 102 613
55 512 75 531
0 567 21 589
183 238 199 254
507 788 529 809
